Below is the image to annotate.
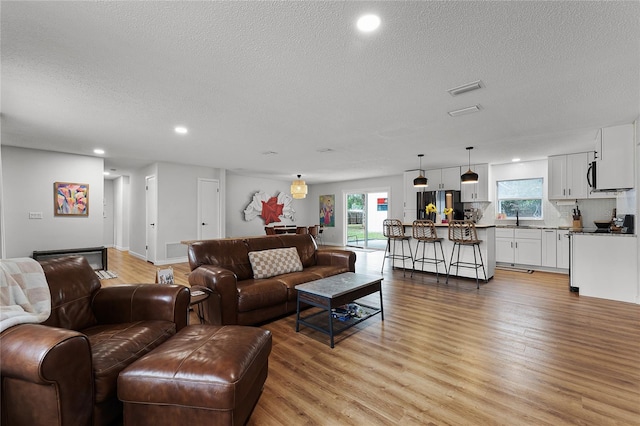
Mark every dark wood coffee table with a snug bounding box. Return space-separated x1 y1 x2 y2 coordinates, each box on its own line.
295 272 383 348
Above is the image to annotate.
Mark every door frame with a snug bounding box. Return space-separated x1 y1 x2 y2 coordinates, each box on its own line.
145 175 157 263
342 186 390 249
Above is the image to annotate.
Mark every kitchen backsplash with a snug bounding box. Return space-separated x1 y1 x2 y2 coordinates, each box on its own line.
473 198 618 229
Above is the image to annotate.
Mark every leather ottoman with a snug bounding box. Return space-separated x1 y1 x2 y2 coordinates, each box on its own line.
118 325 272 426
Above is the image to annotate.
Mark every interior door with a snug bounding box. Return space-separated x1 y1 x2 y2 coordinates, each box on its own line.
145 175 157 263
198 178 220 239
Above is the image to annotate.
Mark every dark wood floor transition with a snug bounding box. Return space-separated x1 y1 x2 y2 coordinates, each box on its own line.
104 247 640 425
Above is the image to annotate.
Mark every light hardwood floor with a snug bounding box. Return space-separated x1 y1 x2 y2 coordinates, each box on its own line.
102 248 640 425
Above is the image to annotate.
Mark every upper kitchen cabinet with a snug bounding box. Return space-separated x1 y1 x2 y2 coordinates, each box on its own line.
548 153 588 199
461 163 489 202
425 167 461 191
592 123 635 191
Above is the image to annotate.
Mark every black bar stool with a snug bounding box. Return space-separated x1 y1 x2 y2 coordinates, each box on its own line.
411 220 448 281
381 219 413 277
446 220 487 289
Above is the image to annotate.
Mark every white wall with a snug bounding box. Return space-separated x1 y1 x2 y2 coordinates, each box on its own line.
308 175 403 246
103 179 115 247
113 175 130 251
226 173 312 238
1 146 104 258
128 162 223 264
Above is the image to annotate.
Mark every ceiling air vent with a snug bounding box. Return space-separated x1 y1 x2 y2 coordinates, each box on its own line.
447 80 483 96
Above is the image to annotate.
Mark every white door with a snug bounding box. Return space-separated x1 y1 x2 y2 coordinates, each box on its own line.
198 178 220 240
145 175 157 263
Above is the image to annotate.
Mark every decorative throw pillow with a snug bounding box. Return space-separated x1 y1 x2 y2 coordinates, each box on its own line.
248 247 303 279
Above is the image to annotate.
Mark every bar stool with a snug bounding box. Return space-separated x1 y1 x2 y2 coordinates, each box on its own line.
296 226 308 235
381 219 413 277
308 225 321 245
265 226 276 235
446 220 487 289
411 220 448 281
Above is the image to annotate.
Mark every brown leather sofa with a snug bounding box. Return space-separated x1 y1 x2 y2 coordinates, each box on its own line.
188 234 356 325
0 256 190 426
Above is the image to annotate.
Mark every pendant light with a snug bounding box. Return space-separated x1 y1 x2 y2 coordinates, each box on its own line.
291 174 308 199
413 154 428 187
461 147 479 184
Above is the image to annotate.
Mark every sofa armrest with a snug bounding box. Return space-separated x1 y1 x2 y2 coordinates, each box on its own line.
317 249 356 272
1 324 93 426
92 284 191 331
188 265 239 325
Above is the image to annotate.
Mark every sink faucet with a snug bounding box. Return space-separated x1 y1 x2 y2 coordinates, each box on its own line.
516 210 520 227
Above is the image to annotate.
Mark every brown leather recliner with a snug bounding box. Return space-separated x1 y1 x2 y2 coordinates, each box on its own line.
0 256 191 426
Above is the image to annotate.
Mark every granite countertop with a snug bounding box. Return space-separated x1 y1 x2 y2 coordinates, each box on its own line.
403 222 495 228
569 230 637 237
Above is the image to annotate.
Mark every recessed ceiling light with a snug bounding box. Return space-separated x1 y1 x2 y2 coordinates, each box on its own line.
103 171 110 176
512 158 521 162
357 14 380 32
174 126 188 135
448 105 482 117
447 80 483 96
316 148 335 153
261 151 278 155
93 149 105 155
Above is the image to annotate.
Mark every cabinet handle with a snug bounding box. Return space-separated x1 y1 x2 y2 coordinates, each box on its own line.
568 188 571 196
563 189 566 196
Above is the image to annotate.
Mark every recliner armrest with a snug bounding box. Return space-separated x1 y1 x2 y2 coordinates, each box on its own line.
92 284 190 331
188 265 239 325
0 324 93 425
317 249 356 272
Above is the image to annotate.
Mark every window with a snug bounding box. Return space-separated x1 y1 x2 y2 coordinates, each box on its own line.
496 178 543 219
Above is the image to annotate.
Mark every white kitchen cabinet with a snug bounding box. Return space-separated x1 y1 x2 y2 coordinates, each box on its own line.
496 229 515 263
572 234 638 304
556 230 570 270
495 228 542 266
548 153 588 199
403 170 423 211
594 123 635 191
425 167 461 191
461 163 489 202
541 229 557 268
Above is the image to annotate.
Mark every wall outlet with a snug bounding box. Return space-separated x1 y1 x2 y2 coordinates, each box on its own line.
29 212 43 219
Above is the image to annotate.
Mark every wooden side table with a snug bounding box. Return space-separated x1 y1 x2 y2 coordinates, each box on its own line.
189 286 211 324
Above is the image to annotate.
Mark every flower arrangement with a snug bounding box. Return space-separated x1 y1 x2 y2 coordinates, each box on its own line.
443 207 453 216
426 203 437 214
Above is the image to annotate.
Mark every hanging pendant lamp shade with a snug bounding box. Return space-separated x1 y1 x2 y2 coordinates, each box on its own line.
461 147 479 184
291 174 308 199
413 154 428 187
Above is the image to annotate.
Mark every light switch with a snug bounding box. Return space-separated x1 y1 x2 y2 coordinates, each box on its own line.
29 212 43 219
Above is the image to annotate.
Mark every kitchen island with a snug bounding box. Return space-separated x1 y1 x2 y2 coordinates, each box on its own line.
392 223 496 281
571 232 638 304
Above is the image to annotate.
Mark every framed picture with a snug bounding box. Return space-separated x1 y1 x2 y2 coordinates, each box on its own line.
319 194 335 227
156 267 175 285
54 182 89 216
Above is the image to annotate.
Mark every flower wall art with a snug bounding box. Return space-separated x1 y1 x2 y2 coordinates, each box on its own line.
54 182 89 216
244 191 295 225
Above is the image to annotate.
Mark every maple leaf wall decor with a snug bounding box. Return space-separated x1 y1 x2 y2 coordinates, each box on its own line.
243 191 295 224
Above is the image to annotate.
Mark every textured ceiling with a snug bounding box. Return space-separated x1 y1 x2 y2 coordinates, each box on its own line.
2 1 639 183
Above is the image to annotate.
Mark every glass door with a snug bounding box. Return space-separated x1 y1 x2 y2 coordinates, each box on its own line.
345 191 388 249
